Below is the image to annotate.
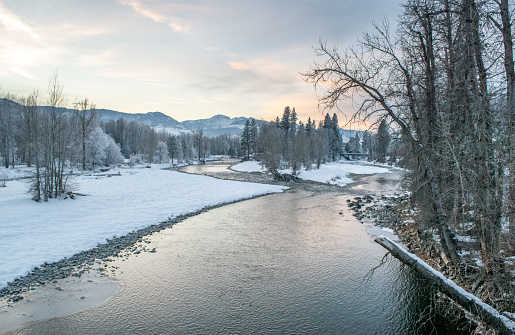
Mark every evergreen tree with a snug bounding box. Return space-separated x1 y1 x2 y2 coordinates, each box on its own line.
323 113 332 129
280 106 292 133
305 117 313 133
250 118 258 155
291 107 298 130
241 119 252 160
331 113 343 160
362 131 373 160
167 135 178 164
375 119 390 163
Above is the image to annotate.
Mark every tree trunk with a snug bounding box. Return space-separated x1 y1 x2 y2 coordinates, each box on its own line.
375 236 515 335
498 0 515 237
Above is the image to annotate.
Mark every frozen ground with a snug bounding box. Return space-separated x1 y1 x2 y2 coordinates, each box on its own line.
0 165 287 288
232 160 391 186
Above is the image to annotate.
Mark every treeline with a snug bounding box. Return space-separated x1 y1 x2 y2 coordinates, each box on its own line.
0 76 124 201
244 106 343 174
344 119 394 164
250 106 396 174
0 75 243 201
305 0 515 311
102 118 242 165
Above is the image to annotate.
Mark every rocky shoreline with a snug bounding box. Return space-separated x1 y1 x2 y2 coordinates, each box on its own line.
0 192 280 304
345 194 509 333
0 164 397 309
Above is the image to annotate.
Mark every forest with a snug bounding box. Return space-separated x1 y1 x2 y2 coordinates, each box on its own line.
0 77 242 202
241 106 391 176
0 78 389 201
1 0 515 323
303 0 515 316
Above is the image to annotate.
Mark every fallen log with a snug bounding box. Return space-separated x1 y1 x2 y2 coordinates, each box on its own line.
374 235 515 335
66 192 89 197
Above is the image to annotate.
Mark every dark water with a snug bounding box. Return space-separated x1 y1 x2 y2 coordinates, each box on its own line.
8 165 467 334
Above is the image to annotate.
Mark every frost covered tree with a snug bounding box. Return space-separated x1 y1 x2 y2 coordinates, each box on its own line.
86 127 108 170
155 141 168 164
74 98 97 171
104 136 124 166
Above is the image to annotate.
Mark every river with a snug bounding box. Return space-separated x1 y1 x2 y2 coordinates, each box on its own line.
7 160 467 334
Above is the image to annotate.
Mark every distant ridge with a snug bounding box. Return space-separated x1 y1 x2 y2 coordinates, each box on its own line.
95 110 264 136
33 103 259 136
1 98 358 138
95 109 183 129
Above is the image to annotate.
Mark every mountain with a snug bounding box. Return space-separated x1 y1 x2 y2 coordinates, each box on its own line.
3 98 357 139
180 114 264 136
96 109 184 129
94 110 261 136
35 105 251 136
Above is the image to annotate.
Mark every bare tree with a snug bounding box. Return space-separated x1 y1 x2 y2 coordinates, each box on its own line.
303 19 462 266
193 129 205 164
74 98 97 170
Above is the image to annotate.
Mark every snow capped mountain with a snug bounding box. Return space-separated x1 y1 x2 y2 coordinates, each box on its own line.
96 111 261 136
180 114 261 136
96 109 184 129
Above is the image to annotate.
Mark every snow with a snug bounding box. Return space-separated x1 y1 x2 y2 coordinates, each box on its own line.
230 161 266 173
454 234 478 243
0 166 33 180
0 166 287 288
231 160 391 186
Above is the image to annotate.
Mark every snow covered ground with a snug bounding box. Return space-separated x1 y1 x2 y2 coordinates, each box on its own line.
0 165 287 288
230 160 267 173
231 160 391 186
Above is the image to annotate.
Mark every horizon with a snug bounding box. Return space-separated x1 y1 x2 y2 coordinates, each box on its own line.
0 0 402 125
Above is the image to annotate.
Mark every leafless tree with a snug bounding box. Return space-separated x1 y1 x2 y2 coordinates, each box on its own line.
74 98 97 171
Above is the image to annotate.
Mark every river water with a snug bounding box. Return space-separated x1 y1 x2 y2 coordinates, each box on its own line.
8 161 467 334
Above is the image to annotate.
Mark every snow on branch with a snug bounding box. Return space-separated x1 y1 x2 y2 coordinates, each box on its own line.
375 236 515 335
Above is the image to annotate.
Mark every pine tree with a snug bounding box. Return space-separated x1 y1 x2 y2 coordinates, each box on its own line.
305 117 313 133
167 135 178 165
323 113 332 129
250 118 258 155
291 107 298 130
331 113 343 160
362 131 373 160
241 120 252 160
280 106 291 133
375 119 389 163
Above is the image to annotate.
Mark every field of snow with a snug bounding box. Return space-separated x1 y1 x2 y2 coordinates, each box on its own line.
230 160 267 173
231 161 391 186
0 165 287 288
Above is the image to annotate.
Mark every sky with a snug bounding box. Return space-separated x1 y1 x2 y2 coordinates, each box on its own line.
0 0 403 123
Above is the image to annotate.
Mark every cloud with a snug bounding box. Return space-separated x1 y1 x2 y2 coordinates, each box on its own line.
0 2 39 39
227 61 250 71
0 3 65 79
118 0 189 33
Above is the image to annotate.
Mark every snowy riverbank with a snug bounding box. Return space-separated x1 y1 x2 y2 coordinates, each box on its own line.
0 165 287 288
231 160 393 186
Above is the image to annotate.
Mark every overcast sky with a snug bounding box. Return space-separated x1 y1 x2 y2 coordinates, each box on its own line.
0 0 402 123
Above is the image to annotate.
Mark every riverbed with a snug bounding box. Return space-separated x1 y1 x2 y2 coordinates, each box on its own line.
2 160 466 334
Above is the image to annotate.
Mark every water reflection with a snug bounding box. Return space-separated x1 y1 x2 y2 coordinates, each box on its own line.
181 159 237 174
8 178 464 334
